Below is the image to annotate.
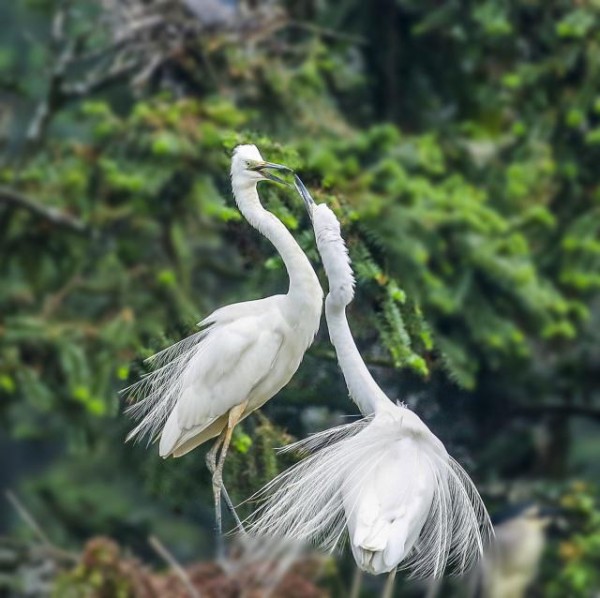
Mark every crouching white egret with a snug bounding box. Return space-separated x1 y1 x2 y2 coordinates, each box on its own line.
125 146 323 545
248 177 491 581
471 503 554 598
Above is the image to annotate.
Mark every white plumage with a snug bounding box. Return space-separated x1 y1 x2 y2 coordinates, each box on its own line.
248 177 491 577
125 146 323 538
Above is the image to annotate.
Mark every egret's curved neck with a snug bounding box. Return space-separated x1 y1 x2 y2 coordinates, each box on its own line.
325 295 391 416
233 181 321 303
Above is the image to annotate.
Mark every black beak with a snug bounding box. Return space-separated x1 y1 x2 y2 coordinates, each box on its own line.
294 175 316 218
249 161 293 186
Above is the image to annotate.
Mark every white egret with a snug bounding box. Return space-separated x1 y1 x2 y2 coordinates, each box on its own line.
249 177 491 580
470 504 553 598
125 146 323 542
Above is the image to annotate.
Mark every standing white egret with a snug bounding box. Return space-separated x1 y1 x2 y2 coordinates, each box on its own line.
249 177 491 580
125 146 323 542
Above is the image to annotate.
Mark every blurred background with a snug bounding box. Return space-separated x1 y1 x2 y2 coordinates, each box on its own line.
1 0 599 596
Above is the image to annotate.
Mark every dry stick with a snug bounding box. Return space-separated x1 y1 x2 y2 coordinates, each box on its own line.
148 535 201 598
5 490 78 563
6 491 52 547
0 186 87 232
349 566 363 598
288 20 367 45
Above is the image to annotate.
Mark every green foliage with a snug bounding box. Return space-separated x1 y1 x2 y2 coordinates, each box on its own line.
1 1 600 593
545 483 600 597
226 414 297 515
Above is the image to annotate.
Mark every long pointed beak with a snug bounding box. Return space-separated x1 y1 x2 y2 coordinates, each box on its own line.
294 175 315 218
249 161 293 186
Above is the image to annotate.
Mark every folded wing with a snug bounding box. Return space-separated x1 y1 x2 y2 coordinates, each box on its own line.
125 297 287 454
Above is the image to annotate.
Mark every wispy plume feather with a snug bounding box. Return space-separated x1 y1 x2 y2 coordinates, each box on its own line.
123 320 214 445
247 410 492 578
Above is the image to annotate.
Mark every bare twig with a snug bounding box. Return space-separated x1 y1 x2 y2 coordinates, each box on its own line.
0 186 86 232
6 491 53 547
288 20 367 45
24 38 76 151
5 490 78 563
148 535 201 598
41 274 83 318
62 58 138 98
21 1 136 156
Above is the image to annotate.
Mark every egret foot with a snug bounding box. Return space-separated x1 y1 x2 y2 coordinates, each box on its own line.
206 441 244 533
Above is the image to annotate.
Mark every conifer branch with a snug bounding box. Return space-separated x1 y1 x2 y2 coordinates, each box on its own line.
0 186 87 232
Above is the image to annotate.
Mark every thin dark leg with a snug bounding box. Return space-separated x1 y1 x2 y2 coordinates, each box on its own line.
350 566 363 598
212 403 247 557
381 568 397 598
207 431 227 557
207 437 245 533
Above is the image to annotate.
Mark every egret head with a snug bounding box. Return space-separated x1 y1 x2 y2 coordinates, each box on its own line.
294 174 355 306
294 174 316 219
231 144 292 186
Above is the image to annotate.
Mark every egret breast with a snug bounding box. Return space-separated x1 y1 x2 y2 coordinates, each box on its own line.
343 435 437 574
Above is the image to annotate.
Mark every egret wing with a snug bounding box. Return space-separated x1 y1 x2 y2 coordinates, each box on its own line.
125 296 285 447
159 313 286 456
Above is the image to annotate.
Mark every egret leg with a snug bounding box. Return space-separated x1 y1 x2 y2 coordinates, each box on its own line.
212 402 248 557
205 438 245 534
350 566 363 598
206 433 224 477
208 430 227 557
381 568 397 598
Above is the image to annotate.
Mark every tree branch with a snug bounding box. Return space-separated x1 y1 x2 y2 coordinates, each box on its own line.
0 186 87 232
309 347 396 369
515 403 600 422
62 58 138 98
148 535 200 598
6 490 78 563
287 20 367 45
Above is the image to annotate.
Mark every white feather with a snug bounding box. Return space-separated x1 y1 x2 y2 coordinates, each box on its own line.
125 295 321 457
125 146 324 459
248 407 491 577
246 180 492 577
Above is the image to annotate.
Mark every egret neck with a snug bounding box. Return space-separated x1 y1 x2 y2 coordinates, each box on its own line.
232 179 323 315
325 296 391 416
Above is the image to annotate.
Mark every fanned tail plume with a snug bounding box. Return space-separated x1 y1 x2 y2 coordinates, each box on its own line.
246 412 492 578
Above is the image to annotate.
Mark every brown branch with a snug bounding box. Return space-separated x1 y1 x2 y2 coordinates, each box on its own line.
0 186 87 232
148 535 200 598
41 274 83 318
